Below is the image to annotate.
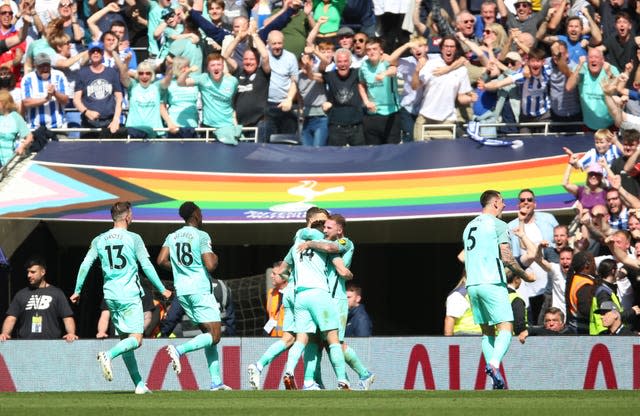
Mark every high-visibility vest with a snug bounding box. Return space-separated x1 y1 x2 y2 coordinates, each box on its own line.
589 285 623 335
568 273 595 333
452 287 482 335
508 290 527 334
266 288 285 337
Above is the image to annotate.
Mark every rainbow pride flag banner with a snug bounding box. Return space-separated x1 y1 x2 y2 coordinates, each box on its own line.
0 136 592 222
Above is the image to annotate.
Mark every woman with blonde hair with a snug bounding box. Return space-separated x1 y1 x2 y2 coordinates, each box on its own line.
481 23 508 56
114 57 169 138
0 90 33 167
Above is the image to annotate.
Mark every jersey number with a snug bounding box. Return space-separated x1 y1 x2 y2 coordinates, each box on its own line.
466 227 478 251
175 242 194 266
106 245 126 269
299 248 314 261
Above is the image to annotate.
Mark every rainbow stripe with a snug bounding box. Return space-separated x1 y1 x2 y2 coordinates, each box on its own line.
1 139 591 222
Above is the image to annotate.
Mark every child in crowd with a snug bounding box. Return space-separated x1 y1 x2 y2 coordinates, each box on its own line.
563 129 622 172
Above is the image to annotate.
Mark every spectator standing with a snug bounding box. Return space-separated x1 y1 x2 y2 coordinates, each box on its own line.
322 48 365 146
507 189 559 323
73 41 123 137
566 48 619 131
224 27 270 140
178 53 240 143
160 56 200 137
413 35 475 140
264 30 298 142
0 256 77 341
565 250 596 334
0 2 25 87
345 283 371 337
357 37 401 145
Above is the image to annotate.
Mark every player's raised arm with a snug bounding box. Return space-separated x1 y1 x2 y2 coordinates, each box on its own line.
499 242 535 282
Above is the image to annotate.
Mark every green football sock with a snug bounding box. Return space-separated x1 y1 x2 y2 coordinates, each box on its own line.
108 336 139 360
257 340 288 369
489 330 512 369
343 346 369 379
303 343 319 382
204 344 222 385
176 333 212 355
481 335 495 364
285 341 305 375
328 343 347 382
122 351 142 387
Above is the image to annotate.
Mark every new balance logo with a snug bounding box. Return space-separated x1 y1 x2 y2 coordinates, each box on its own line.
25 295 53 310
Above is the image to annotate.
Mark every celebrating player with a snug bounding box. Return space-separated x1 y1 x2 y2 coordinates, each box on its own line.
71 201 171 394
157 201 232 391
247 207 329 390
462 190 533 389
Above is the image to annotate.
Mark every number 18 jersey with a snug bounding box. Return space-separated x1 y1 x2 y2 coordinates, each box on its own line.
163 225 214 296
463 213 510 287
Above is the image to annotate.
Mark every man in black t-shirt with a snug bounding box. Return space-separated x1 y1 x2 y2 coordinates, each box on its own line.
224 29 271 141
0 256 77 341
322 48 365 146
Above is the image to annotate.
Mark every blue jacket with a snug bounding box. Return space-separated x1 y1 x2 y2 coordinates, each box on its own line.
345 304 372 337
507 212 558 258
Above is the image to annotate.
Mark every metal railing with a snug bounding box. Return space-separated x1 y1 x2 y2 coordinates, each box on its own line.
48 126 259 143
420 121 587 140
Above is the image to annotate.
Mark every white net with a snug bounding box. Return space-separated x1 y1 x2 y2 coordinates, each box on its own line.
227 273 267 336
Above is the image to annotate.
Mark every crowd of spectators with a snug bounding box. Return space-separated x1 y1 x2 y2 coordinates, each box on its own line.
448 167 640 336
6 0 640 162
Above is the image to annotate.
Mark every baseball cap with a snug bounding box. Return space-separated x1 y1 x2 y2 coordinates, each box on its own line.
34 53 51 66
337 26 355 37
587 163 603 175
594 301 619 315
161 7 175 20
88 41 104 52
505 51 522 62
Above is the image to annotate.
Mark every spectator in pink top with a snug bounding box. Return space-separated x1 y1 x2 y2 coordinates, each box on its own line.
563 161 607 211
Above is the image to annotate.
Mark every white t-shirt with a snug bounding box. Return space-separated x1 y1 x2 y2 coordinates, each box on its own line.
418 58 471 122
548 263 567 319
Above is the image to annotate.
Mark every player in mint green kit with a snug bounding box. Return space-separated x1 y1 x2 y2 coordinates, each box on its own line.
247 207 330 390
71 201 172 394
282 220 352 390
298 214 375 390
157 201 231 391
463 190 532 390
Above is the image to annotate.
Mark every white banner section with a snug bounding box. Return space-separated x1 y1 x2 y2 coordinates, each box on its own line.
0 337 638 391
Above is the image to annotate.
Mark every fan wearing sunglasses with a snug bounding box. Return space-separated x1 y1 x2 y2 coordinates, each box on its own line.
114 55 168 139
507 189 559 325
497 0 549 38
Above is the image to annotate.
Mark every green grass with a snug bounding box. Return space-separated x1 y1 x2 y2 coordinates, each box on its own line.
0 391 637 416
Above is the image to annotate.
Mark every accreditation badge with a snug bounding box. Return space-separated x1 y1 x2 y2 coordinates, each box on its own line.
32 314 42 333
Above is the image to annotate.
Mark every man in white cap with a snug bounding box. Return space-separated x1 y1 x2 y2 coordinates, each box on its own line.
22 52 71 129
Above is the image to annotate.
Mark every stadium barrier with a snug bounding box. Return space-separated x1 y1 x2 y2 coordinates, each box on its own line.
0 336 637 391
